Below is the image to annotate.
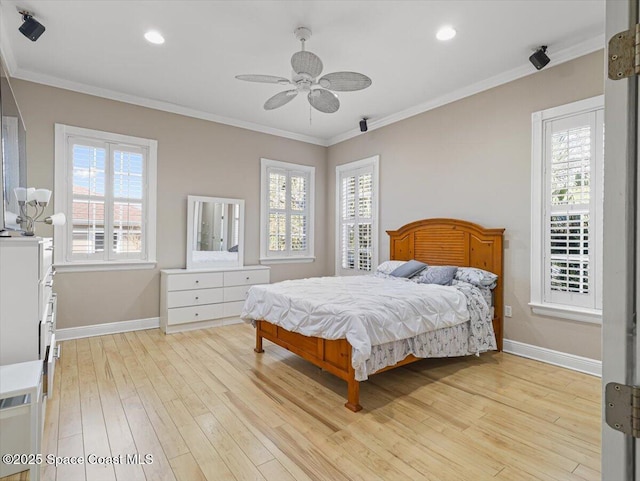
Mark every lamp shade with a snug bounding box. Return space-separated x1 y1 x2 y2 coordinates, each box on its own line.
14 187 27 202
26 188 36 202
34 189 52 205
4 211 19 225
44 212 66 226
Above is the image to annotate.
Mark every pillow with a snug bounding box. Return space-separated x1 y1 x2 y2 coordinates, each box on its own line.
376 260 407 275
416 266 458 285
389 260 428 278
455 267 498 289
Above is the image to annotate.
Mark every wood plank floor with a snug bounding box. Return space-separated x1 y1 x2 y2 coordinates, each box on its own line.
1 323 601 481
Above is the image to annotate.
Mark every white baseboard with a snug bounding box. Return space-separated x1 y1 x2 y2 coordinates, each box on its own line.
56 317 160 341
503 339 601 377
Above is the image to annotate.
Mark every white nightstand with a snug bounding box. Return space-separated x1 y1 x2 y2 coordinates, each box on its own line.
0 360 43 481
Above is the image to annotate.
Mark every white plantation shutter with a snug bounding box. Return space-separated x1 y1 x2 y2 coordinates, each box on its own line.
69 139 107 259
260 159 315 261
336 156 379 275
55 125 157 269
112 147 146 259
531 97 603 321
544 112 602 309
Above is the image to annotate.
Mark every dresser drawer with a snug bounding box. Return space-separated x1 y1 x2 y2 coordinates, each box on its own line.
44 334 58 398
167 272 223 291
223 301 245 318
39 278 53 321
223 285 251 302
167 303 225 326
167 288 223 308
39 239 53 282
224 269 270 287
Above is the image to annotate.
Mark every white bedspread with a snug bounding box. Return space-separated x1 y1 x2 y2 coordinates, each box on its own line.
241 276 470 376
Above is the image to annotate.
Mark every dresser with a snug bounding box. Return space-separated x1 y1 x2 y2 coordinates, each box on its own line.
0 237 58 390
160 266 270 334
0 236 58 480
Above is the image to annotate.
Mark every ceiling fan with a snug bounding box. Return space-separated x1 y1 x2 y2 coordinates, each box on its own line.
236 27 372 114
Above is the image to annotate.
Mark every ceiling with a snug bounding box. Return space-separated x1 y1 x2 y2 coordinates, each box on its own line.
0 1 605 146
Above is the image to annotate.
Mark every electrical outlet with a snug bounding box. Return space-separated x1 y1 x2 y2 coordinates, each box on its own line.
505 305 512 318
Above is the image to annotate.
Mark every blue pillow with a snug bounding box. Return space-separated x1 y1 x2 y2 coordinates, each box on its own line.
389 260 428 278
416 266 458 285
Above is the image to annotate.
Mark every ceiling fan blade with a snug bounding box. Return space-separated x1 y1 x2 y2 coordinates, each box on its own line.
236 74 291 85
264 90 298 110
318 72 372 91
308 89 339 113
291 51 323 78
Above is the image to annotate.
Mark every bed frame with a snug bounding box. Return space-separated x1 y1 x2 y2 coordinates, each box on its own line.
254 218 505 411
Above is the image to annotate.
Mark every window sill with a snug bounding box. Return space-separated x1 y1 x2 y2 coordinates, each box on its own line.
260 256 315 265
53 261 157 273
528 302 602 325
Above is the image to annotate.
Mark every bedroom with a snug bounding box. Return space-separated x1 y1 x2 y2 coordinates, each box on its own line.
0 0 629 480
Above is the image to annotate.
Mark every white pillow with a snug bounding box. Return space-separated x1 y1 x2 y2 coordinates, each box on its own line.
375 260 407 275
455 267 498 289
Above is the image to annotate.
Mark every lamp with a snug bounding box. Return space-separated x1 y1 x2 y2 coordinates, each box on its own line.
13 187 66 235
19 11 45 42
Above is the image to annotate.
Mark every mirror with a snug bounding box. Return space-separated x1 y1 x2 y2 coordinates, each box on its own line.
1 56 27 232
186 195 244 269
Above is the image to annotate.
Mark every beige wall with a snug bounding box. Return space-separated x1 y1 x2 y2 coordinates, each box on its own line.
11 51 605 359
326 51 604 360
11 80 328 328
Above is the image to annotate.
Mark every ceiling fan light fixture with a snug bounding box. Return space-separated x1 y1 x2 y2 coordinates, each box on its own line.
236 26 371 114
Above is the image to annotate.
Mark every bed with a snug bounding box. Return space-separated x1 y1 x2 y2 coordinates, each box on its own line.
243 218 504 411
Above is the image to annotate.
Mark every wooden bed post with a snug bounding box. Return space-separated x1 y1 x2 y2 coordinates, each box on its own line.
254 320 264 353
345 350 362 412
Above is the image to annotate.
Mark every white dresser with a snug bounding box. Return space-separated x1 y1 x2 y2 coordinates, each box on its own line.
0 237 58 392
0 236 58 480
160 266 269 334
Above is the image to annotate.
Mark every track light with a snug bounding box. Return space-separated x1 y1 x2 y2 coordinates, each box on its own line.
359 118 368 132
19 11 45 42
529 46 550 70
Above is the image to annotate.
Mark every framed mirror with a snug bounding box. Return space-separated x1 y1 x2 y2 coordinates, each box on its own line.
186 195 244 269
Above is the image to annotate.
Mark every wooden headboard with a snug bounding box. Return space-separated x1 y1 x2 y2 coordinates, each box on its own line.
386 218 505 350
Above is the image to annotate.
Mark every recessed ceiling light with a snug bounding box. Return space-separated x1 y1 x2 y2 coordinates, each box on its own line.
144 30 165 45
436 26 456 41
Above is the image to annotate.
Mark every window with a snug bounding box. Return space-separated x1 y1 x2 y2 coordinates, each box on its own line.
530 96 603 323
260 158 315 263
54 124 157 271
335 156 379 275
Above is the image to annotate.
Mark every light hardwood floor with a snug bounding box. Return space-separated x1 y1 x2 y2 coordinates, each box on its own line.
2 323 600 481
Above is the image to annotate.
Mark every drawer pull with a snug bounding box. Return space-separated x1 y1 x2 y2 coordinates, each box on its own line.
246 276 250 280
46 282 53 288
46 247 53 251
54 346 61 360
195 296 199 300
195 313 199 317
195 280 199 284
48 321 54 333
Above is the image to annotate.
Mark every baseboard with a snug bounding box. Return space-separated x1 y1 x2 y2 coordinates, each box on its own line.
56 317 160 341
503 339 601 377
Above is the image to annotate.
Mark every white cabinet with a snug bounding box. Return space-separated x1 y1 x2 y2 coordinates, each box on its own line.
0 361 43 480
160 266 269 334
0 237 58 383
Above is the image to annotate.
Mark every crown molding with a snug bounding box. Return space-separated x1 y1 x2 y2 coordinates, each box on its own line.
327 34 605 146
1 25 603 148
8 66 329 147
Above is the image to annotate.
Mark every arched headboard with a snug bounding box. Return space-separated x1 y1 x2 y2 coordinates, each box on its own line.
386 218 505 350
